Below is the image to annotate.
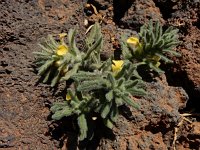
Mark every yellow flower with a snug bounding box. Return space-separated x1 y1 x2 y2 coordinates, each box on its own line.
152 55 161 62
152 55 161 67
66 93 71 101
155 62 161 68
56 44 68 56
127 37 140 47
59 33 67 39
112 60 124 74
59 33 67 44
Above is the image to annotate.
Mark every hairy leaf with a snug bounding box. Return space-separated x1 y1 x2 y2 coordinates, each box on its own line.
78 114 88 141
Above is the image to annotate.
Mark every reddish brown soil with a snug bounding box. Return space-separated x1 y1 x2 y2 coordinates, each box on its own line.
0 0 200 149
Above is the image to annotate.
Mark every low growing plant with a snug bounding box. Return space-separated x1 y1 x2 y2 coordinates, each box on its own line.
50 89 98 140
73 60 146 125
51 60 146 140
121 20 181 73
34 20 181 142
34 23 103 86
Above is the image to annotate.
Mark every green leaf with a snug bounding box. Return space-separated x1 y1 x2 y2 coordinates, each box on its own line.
68 89 80 103
78 114 88 141
164 41 180 48
155 53 173 63
110 104 119 122
50 102 68 113
52 106 73 120
100 102 112 118
121 34 132 59
128 87 147 96
84 23 103 65
72 71 102 82
38 59 54 75
115 97 123 106
38 43 54 53
100 58 112 72
105 90 114 102
86 23 102 47
117 78 125 88
68 29 79 55
87 97 99 109
43 69 51 83
121 94 139 109
60 63 80 81
125 79 140 88
155 21 161 41
84 36 103 60
48 35 58 48
107 73 116 88
44 37 57 50
163 49 181 57
94 103 103 113
149 63 164 74
103 118 113 129
77 79 107 91
50 69 61 87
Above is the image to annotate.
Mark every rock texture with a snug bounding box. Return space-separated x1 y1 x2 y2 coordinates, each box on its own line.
0 0 200 149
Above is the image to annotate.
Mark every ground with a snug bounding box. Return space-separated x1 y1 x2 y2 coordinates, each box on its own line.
0 0 200 149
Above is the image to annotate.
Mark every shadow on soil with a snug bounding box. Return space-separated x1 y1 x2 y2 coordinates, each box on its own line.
164 64 200 113
152 0 177 20
47 115 115 150
113 0 132 23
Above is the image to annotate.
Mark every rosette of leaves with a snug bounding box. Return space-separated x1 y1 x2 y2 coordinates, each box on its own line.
34 23 103 86
121 20 181 73
34 30 82 87
72 61 146 129
50 89 99 141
